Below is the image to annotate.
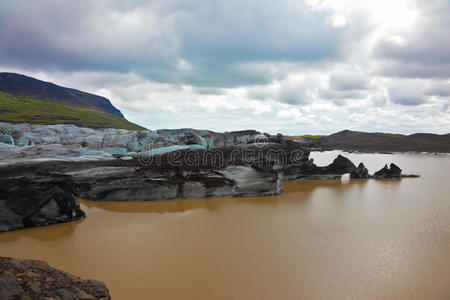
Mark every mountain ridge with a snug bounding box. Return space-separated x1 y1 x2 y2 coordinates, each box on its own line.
309 129 450 153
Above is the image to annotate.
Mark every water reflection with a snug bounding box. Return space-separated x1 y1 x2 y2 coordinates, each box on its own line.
79 178 374 215
0 219 82 242
80 193 284 214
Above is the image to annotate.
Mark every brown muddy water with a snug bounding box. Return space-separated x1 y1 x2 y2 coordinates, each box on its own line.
1 151 450 299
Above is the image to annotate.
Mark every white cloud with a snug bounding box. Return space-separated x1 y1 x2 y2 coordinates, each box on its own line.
276 108 303 119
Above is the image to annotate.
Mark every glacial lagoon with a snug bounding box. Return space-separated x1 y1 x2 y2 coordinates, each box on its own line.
1 151 449 299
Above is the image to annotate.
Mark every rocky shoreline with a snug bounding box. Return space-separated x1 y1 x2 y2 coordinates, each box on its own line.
0 256 110 300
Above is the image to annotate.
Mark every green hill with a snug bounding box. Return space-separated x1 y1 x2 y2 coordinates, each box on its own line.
0 72 124 117
0 92 146 131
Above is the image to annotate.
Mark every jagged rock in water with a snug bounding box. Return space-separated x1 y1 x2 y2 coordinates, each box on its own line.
373 163 402 178
0 174 85 232
321 154 357 174
350 162 370 178
281 154 355 181
0 256 110 299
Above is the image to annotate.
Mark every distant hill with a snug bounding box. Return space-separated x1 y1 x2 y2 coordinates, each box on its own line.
0 72 146 130
0 92 146 130
309 130 450 153
0 72 123 117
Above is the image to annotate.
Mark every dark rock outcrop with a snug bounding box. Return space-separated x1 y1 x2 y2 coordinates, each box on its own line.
0 256 110 299
373 163 402 178
0 174 85 233
320 154 356 174
43 144 295 201
350 162 370 178
282 154 356 180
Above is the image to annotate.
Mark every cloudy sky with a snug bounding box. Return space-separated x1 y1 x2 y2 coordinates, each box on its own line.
1 0 449 134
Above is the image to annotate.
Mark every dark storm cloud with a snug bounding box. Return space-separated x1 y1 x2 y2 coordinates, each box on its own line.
388 80 428 106
389 93 426 106
0 1 173 72
0 0 348 87
175 0 344 64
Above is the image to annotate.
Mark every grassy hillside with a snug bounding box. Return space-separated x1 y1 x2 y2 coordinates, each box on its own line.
0 92 146 131
292 134 326 139
0 72 124 117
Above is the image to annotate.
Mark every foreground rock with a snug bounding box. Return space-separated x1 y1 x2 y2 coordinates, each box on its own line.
0 174 85 233
350 163 370 178
0 256 110 299
373 163 402 178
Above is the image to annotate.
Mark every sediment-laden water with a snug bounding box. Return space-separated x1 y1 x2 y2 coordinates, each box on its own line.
1 151 449 299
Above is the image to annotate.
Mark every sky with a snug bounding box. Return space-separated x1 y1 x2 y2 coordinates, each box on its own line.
0 0 449 134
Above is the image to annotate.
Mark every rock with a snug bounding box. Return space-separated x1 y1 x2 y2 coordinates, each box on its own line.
282 154 356 181
56 289 75 300
373 163 402 178
0 257 110 300
29 282 42 294
0 278 24 300
401 174 420 178
321 154 356 174
0 174 85 233
350 162 370 178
